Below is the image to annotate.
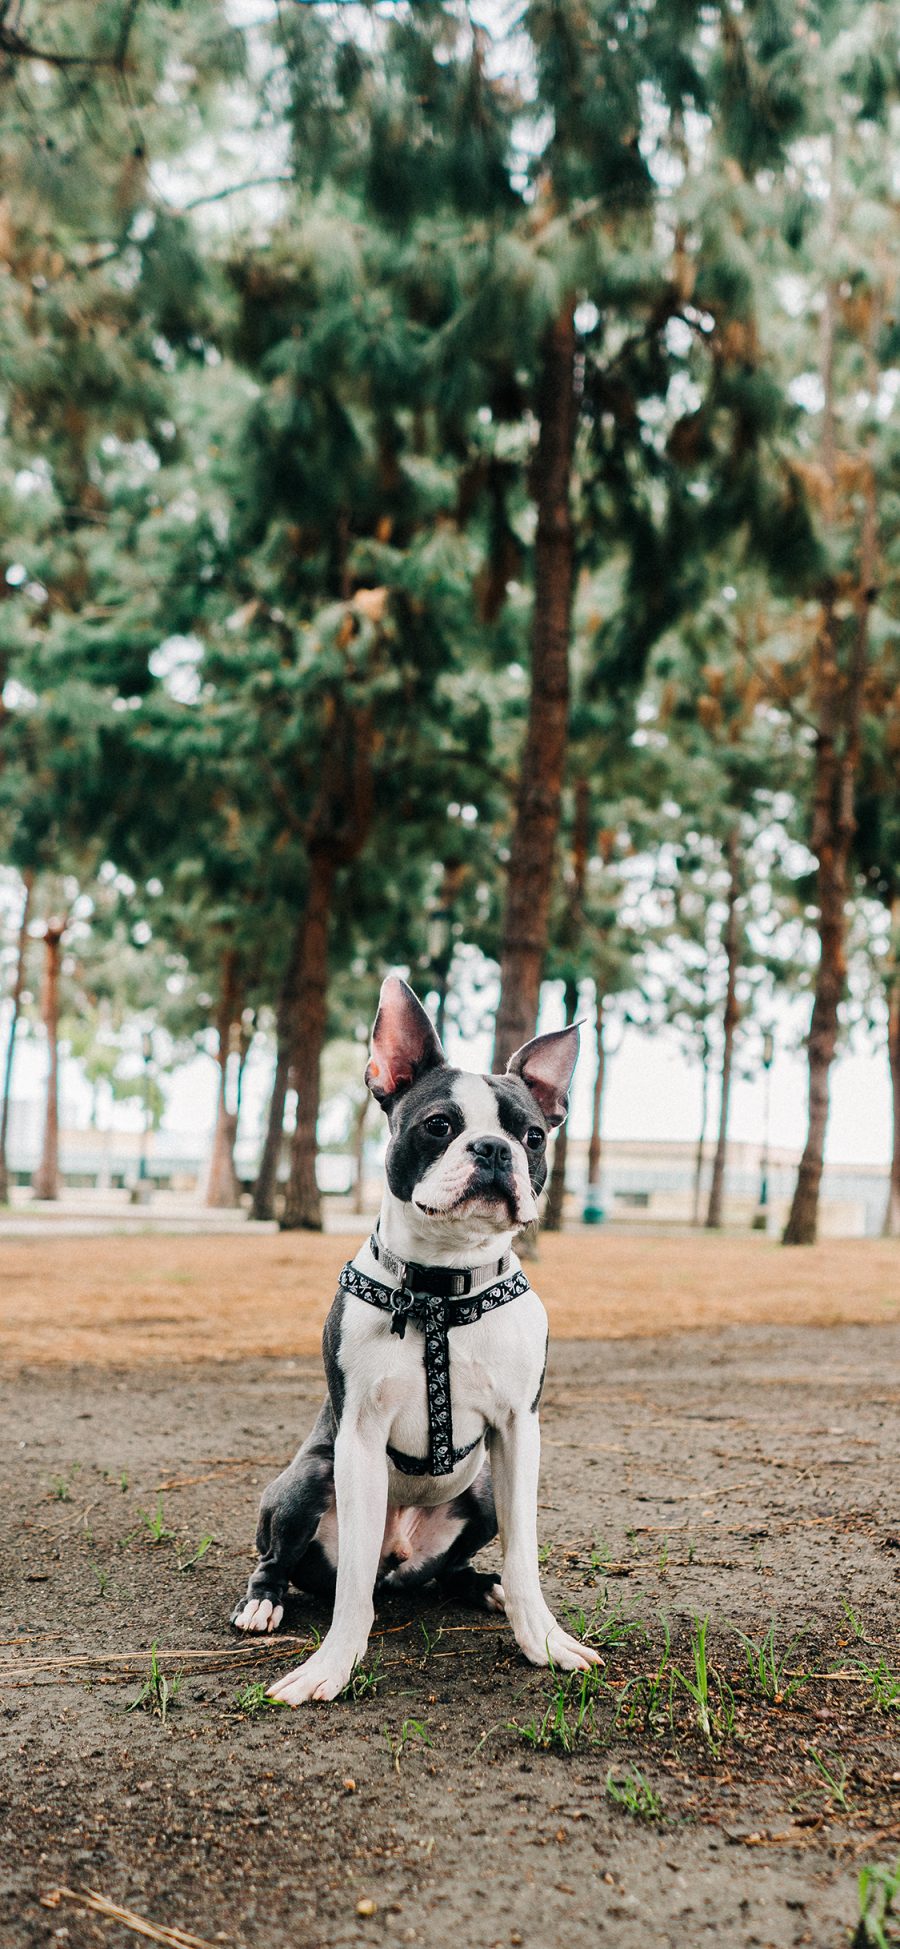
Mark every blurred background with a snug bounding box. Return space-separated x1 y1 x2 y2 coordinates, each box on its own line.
0 0 898 1244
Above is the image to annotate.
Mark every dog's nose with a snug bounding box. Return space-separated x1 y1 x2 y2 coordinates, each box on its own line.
468 1136 513 1174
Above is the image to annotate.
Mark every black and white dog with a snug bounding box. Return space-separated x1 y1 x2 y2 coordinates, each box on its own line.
232 975 599 1704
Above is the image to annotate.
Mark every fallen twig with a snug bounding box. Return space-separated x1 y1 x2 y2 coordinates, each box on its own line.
41 1886 227 1949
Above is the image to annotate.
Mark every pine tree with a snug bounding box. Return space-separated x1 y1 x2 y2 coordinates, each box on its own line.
0 872 32 1202
775 13 900 1243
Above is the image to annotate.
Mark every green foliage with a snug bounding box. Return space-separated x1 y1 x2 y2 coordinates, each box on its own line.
605 1767 662 1821
127 1643 182 1724
856 1858 900 1949
510 1663 606 1754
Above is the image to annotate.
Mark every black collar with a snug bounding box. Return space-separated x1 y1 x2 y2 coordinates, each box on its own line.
368 1226 511 1299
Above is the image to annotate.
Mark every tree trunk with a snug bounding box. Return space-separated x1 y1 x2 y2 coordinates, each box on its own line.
493 301 576 1069
586 990 606 1190
204 949 242 1208
706 829 741 1230
692 1039 710 1226
32 917 64 1202
351 1094 369 1216
784 157 874 1246
281 848 336 1231
783 600 866 1243
783 472 873 1245
0 872 33 1204
883 896 900 1238
251 914 306 1222
543 977 578 1232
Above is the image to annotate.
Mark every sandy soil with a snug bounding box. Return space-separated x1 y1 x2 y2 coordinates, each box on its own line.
3 1301 900 1947
1 1229 899 1365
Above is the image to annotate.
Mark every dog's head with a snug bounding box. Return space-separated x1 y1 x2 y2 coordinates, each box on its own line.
365 976 580 1242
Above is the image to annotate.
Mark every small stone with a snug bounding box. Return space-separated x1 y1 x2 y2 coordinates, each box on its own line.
356 1898 377 1917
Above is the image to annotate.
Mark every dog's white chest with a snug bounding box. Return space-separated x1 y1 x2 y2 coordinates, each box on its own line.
338 1280 549 1507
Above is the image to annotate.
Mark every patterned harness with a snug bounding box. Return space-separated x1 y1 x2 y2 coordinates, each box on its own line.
337 1232 529 1477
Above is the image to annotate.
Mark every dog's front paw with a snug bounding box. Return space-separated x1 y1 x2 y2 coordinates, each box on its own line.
517 1619 601 1672
232 1595 284 1634
266 1642 358 1706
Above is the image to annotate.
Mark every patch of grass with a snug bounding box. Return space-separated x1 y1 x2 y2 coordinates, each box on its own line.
563 1590 647 1653
90 1563 109 1598
385 1717 432 1772
847 1657 900 1714
605 1767 662 1821
511 1663 606 1755
854 1857 900 1948
418 1620 443 1662
733 1620 809 1703
616 1621 673 1734
176 1532 214 1573
127 1643 182 1724
346 1656 383 1700
842 1598 868 1643
671 1614 734 1751
808 1745 852 1813
139 1497 174 1546
589 1535 611 1577
234 1682 284 1715
48 1465 81 1502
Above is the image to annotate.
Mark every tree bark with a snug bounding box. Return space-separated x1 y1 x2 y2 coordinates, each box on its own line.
783 597 866 1243
351 1094 369 1216
543 977 578 1232
281 848 336 1231
706 829 741 1230
493 301 576 1070
692 1036 710 1227
784 151 874 1245
279 691 374 1233
205 949 243 1208
0 872 33 1204
251 913 306 1222
586 990 606 1190
32 917 65 1202
883 896 900 1238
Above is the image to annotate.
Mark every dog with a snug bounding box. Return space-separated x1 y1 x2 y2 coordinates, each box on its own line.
232 974 600 1704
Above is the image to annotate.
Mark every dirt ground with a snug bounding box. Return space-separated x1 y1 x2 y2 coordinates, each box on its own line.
1 1230 899 1364
3 1235 900 1949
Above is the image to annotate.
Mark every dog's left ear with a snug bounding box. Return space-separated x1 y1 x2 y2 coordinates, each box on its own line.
365 974 446 1111
506 1021 581 1128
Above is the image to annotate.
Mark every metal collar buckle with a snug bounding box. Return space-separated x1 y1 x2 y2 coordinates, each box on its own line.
389 1286 417 1338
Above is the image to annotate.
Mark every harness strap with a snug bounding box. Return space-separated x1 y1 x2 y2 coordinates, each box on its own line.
337 1258 530 1477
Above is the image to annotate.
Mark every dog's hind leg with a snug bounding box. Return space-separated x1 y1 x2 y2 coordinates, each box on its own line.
231 1401 335 1633
434 1460 505 1615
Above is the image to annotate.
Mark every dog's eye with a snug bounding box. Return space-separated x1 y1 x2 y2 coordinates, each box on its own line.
424 1114 452 1140
525 1126 545 1151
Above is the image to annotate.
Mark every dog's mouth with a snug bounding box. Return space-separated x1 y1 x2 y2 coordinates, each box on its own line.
416 1178 522 1221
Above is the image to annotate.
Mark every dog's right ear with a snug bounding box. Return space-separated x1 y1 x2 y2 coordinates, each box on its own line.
365 975 446 1111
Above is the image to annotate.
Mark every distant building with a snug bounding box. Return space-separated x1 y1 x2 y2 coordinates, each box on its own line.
3 1096 890 1233
566 1136 890 1238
